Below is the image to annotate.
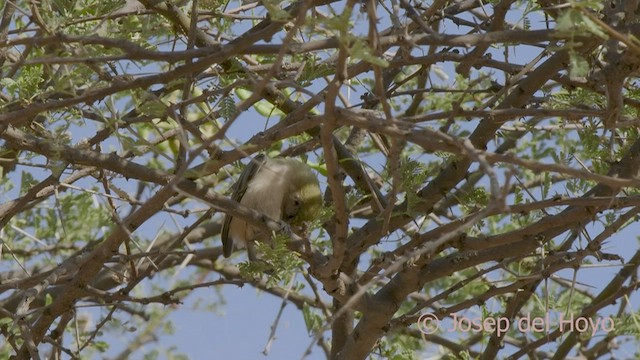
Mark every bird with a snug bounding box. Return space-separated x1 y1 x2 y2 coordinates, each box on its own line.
220 154 322 260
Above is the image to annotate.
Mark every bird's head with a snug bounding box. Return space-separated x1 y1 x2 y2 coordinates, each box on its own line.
282 160 322 224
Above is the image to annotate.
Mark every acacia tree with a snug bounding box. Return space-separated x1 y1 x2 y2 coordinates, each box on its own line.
1 0 640 358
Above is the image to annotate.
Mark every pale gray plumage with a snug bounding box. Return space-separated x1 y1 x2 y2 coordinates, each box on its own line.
221 155 322 259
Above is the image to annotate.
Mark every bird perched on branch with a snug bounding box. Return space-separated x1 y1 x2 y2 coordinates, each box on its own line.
221 154 322 260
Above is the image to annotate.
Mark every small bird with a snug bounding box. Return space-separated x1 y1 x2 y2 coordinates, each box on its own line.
221 154 322 260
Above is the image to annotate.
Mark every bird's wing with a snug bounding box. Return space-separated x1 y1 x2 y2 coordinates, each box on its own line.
221 154 268 257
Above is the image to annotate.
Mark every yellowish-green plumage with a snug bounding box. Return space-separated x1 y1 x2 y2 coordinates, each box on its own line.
220 155 322 259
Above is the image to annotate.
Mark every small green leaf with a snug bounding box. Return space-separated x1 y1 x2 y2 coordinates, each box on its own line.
569 52 589 78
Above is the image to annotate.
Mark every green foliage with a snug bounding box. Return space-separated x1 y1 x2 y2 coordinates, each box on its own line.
1 65 44 101
616 308 640 337
556 7 608 40
443 350 472 360
19 171 39 196
239 233 303 286
93 340 110 352
350 39 389 68
262 0 290 21
298 59 334 86
236 87 286 118
220 86 238 121
375 336 419 360
345 187 368 213
427 268 491 306
550 92 604 118
568 51 590 78
4 187 110 263
459 187 489 213
396 157 430 213
302 303 324 334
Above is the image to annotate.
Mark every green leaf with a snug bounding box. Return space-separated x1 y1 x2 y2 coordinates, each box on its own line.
568 51 589 78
